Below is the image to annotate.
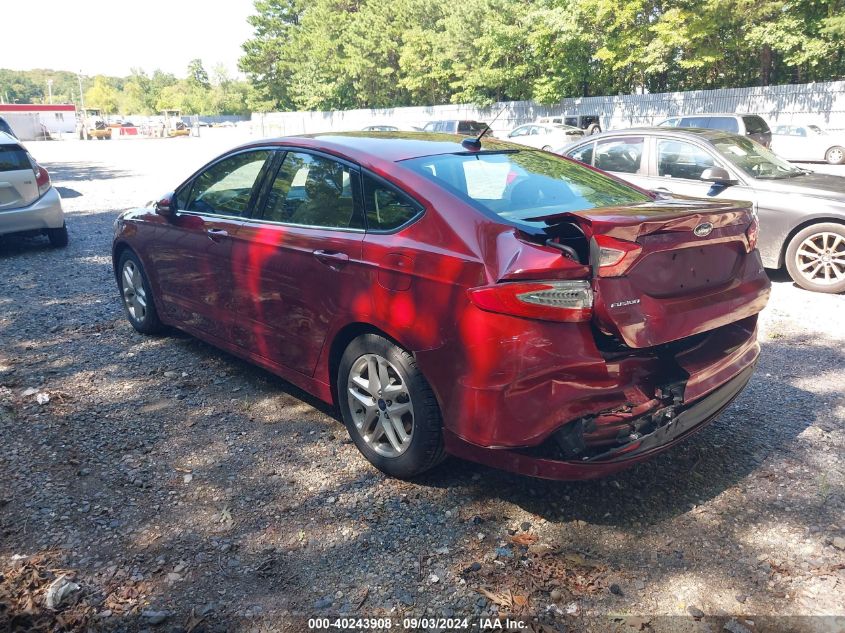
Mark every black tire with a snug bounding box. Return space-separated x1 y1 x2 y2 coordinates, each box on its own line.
117 250 165 334
784 222 845 294
337 334 445 479
46 222 69 248
586 123 602 135
541 145 552 151
825 146 845 165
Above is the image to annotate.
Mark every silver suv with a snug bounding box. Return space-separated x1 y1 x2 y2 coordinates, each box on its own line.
658 113 772 147
0 131 67 247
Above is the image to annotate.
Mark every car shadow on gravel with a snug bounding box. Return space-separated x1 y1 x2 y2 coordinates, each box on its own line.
413 332 839 528
40 161 134 183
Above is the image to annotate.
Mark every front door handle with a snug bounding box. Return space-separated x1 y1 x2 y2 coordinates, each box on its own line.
207 228 228 243
313 250 349 268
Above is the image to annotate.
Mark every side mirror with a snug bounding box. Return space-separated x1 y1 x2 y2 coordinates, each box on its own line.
154 192 176 217
700 167 736 185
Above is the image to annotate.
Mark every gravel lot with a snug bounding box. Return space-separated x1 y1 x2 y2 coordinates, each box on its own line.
1 134 843 633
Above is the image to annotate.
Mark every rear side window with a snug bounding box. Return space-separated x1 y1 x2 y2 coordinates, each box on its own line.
0 144 30 172
708 117 740 133
260 151 363 229
594 137 644 174
567 142 594 165
362 175 422 231
742 115 769 135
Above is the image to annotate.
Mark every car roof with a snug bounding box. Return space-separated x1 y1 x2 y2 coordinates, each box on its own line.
234 131 515 165
674 113 762 119
580 126 741 143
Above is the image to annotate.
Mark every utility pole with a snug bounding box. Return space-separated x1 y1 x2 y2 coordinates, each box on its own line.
77 72 85 112
47 80 53 104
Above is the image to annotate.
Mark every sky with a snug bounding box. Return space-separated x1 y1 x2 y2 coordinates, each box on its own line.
0 0 256 78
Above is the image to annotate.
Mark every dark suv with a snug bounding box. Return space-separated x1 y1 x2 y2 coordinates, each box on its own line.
658 113 771 147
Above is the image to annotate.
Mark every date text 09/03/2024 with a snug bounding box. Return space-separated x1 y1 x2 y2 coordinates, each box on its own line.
307 617 528 629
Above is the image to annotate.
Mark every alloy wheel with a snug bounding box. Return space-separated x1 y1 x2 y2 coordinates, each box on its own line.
827 147 844 164
794 231 845 286
347 353 414 458
121 260 148 321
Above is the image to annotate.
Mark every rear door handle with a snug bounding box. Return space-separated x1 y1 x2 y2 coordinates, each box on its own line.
313 250 349 267
207 228 228 243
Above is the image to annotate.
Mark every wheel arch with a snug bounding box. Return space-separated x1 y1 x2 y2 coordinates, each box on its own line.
111 240 134 282
777 216 845 268
326 322 414 406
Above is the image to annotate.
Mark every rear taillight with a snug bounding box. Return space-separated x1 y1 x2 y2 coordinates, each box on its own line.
28 153 51 197
593 235 642 277
467 280 593 322
746 211 759 252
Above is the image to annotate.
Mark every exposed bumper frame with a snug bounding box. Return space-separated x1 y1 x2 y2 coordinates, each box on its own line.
443 362 756 480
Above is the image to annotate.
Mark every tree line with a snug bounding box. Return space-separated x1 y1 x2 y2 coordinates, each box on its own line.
239 0 845 111
3 0 843 116
0 61 256 116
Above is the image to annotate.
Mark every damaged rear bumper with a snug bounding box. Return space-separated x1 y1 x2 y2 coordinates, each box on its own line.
443 358 756 481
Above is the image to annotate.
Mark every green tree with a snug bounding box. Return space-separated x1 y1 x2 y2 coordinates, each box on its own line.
85 76 120 113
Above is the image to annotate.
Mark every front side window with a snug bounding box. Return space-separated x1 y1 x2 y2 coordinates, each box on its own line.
184 150 271 217
567 142 594 165
679 117 710 129
594 137 644 174
362 175 422 231
509 126 530 138
259 152 363 229
657 139 718 180
402 149 650 231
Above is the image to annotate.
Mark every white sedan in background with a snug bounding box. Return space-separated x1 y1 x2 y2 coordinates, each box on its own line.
502 123 584 150
771 124 845 165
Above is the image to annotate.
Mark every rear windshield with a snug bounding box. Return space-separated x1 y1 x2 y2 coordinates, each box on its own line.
708 117 740 133
401 150 651 229
712 135 802 180
457 121 487 134
0 144 30 172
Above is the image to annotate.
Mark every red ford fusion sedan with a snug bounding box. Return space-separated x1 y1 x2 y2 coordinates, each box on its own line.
112 132 770 480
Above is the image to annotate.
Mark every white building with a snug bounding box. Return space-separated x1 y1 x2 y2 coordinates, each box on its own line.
0 103 77 140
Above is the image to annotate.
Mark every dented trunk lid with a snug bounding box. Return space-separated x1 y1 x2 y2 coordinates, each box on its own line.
535 198 771 348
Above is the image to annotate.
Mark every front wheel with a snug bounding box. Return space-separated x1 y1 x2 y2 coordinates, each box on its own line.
117 250 165 333
785 222 845 293
586 123 602 135
825 146 845 165
337 334 445 479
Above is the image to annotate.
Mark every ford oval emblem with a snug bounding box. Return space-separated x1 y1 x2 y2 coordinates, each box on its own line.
693 222 713 237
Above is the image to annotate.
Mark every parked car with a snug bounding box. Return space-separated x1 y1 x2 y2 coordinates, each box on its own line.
0 131 67 247
658 113 772 147
561 127 845 293
0 116 18 139
422 120 487 134
771 124 845 165
113 132 769 480
362 124 422 132
503 123 584 150
537 115 602 135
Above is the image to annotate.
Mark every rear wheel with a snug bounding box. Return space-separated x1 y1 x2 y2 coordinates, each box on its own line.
337 334 445 479
825 146 845 165
586 123 602 135
541 145 552 151
118 250 164 333
785 222 845 293
46 222 68 248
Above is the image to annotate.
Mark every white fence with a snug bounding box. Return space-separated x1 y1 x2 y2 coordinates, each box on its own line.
253 80 845 135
